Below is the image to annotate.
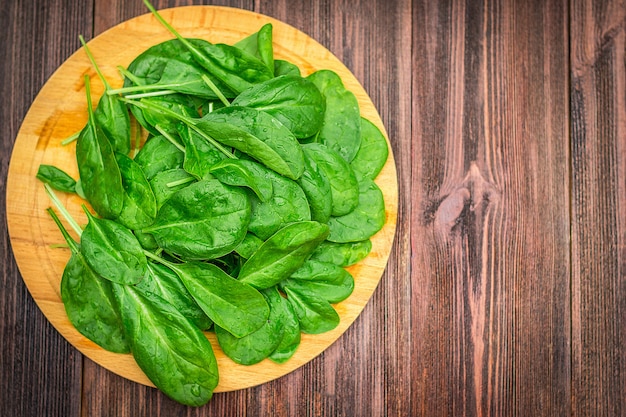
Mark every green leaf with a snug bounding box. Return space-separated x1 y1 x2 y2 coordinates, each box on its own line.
157 259 269 338
136 262 213 330
247 167 311 240
215 286 284 365
209 159 273 202
280 260 354 304
113 284 218 407
76 76 125 219
80 207 147 285
134 135 185 180
144 179 251 260
302 142 359 217
46 208 129 353
238 221 329 289
350 117 389 181
307 69 361 162
327 179 386 243
232 75 325 139
36 164 77 193
310 239 372 267
115 153 157 230
284 286 340 334
199 106 304 180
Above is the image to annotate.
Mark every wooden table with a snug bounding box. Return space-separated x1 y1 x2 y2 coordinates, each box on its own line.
1 0 624 415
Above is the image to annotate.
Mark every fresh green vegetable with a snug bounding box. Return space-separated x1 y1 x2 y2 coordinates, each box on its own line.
113 284 219 406
144 179 251 260
37 1 390 405
215 286 284 365
239 221 330 289
80 206 147 285
137 262 213 330
327 179 386 243
46 208 130 353
115 152 157 230
307 69 361 162
80 35 131 155
310 239 373 267
231 75 325 139
75 75 125 219
36 165 77 193
284 286 340 334
302 142 359 217
280 259 354 303
350 117 389 181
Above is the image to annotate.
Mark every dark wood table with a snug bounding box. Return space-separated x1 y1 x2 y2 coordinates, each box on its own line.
1 0 624 415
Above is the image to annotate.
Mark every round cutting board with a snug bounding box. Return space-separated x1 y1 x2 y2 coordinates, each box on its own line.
6 5 397 393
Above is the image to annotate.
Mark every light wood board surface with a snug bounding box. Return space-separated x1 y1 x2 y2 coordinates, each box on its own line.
6 5 397 393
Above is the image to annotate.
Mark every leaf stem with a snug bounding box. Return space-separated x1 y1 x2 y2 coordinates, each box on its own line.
61 131 81 146
44 184 83 237
201 75 230 107
125 90 178 99
79 35 111 90
154 124 185 152
46 208 80 253
166 176 196 188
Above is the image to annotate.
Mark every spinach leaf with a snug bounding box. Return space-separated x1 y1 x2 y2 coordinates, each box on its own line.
238 221 329 289
76 75 125 219
297 148 332 223
310 239 372 267
246 167 311 240
231 75 325 139
215 286 284 365
178 123 228 180
350 117 389 181
268 289 301 364
302 142 359 217
134 135 185 180
234 23 274 75
136 262 213 330
143 179 251 260
36 164 77 193
113 284 219 407
148 168 196 209
143 0 273 94
138 94 200 136
115 153 157 230
233 233 264 259
148 257 269 338
200 106 304 180
307 69 361 162
209 159 273 202
80 207 147 285
46 208 129 354
284 286 340 334
273 59 301 77
327 179 386 243
80 35 131 155
121 38 235 99
280 259 354 304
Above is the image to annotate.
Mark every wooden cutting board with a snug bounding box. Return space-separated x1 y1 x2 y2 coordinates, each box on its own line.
6 5 398 393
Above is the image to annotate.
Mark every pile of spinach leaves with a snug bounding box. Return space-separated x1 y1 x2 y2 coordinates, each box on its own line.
37 0 389 407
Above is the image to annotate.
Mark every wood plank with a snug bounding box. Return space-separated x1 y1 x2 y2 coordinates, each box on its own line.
410 1 571 415
0 1 91 416
570 1 626 415
242 0 414 415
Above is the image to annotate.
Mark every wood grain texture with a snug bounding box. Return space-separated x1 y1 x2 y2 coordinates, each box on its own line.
411 1 571 415
3 0 626 416
570 1 626 416
0 1 89 417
